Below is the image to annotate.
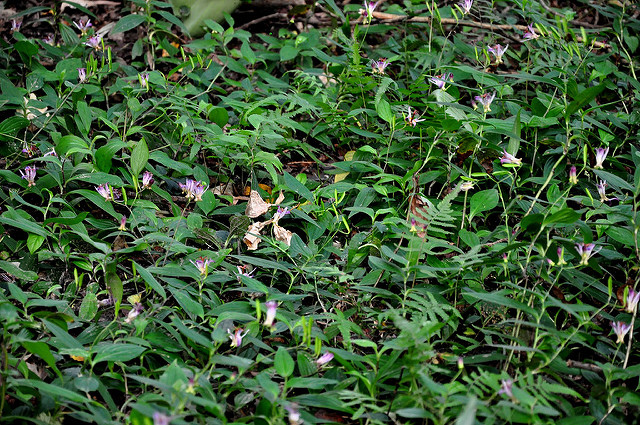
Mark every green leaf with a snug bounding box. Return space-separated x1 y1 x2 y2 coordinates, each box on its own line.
79 292 98 321
92 343 147 364
76 100 91 136
543 208 580 226
0 116 29 141
280 44 299 62
565 83 605 117
111 14 147 35
376 99 394 124
275 346 295 378
130 138 149 178
469 189 499 221
168 286 204 319
0 260 38 281
21 341 60 376
106 271 123 306
56 135 91 157
27 233 45 254
284 171 314 203
208 107 229 127
455 396 477 425
133 261 166 299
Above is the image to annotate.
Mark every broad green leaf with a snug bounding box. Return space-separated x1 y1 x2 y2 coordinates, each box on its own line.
469 189 499 221
130 138 149 177
376 99 394 124
133 261 166 299
111 14 146 35
21 341 60 376
565 83 605 117
168 286 204 319
79 292 98 321
0 260 38 281
92 343 147 364
284 171 314 203
56 134 91 157
275 346 295 378
543 208 580 225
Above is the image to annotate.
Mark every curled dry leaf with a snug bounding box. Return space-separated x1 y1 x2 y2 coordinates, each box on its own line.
274 191 285 205
243 221 270 250
246 190 272 218
273 223 293 246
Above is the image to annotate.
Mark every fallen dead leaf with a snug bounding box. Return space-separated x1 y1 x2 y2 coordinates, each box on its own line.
246 190 272 218
243 220 270 250
273 223 293 246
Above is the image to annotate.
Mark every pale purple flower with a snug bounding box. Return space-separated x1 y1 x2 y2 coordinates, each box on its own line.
371 58 390 74
43 148 57 157
428 72 453 89
498 379 514 398
316 352 334 366
457 357 464 369
596 180 609 202
78 68 87 83
119 216 127 231
84 35 102 50
139 72 149 88
179 179 206 201
523 24 539 40
273 206 291 222
500 150 522 166
594 147 609 169
142 171 154 189
152 412 171 425
626 289 640 314
191 257 213 275
474 92 496 113
11 19 22 32
284 404 301 425
228 328 248 348
236 265 254 278
43 34 55 45
611 321 631 344
556 247 567 266
96 183 120 201
22 145 37 157
405 106 425 127
263 301 278 327
20 166 37 187
487 44 508 64
460 181 474 191
74 19 92 35
362 1 379 22
124 303 143 323
575 242 600 266
471 98 477 110
459 0 473 15
569 165 577 184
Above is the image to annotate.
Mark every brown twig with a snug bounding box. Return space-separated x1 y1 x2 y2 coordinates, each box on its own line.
238 12 288 30
355 11 610 49
566 359 603 373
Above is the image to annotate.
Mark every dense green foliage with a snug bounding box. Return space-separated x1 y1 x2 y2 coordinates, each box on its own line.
1 0 640 424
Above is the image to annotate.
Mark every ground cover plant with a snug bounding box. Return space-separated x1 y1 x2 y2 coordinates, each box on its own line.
0 0 639 423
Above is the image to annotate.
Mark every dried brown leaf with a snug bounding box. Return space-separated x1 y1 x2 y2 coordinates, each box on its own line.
246 190 272 218
243 221 270 250
273 223 293 246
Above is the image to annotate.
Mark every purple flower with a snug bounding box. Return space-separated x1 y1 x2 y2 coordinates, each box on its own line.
273 206 291 222
497 379 514 398
152 412 171 425
611 321 631 344
594 147 609 169
125 303 143 323
316 352 334 366
362 1 380 22
179 179 207 201
460 181 474 191
228 328 248 348
22 145 38 157
596 180 609 202
459 0 473 14
191 257 213 275
263 301 278 327
500 150 522 166
410 217 418 232
428 72 454 89
20 166 37 187
556 247 567 266
119 216 127 231
405 106 426 127
43 34 55 45
43 148 57 157
236 265 254 278
474 92 496 113
77 68 86 83
569 165 577 185
11 19 22 32
96 183 120 201
142 171 154 189
73 19 93 35
487 44 508 64
523 24 539 40
575 242 599 266
371 58 390 74
84 35 102 50
285 404 301 425
626 289 640 314
139 72 149 88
